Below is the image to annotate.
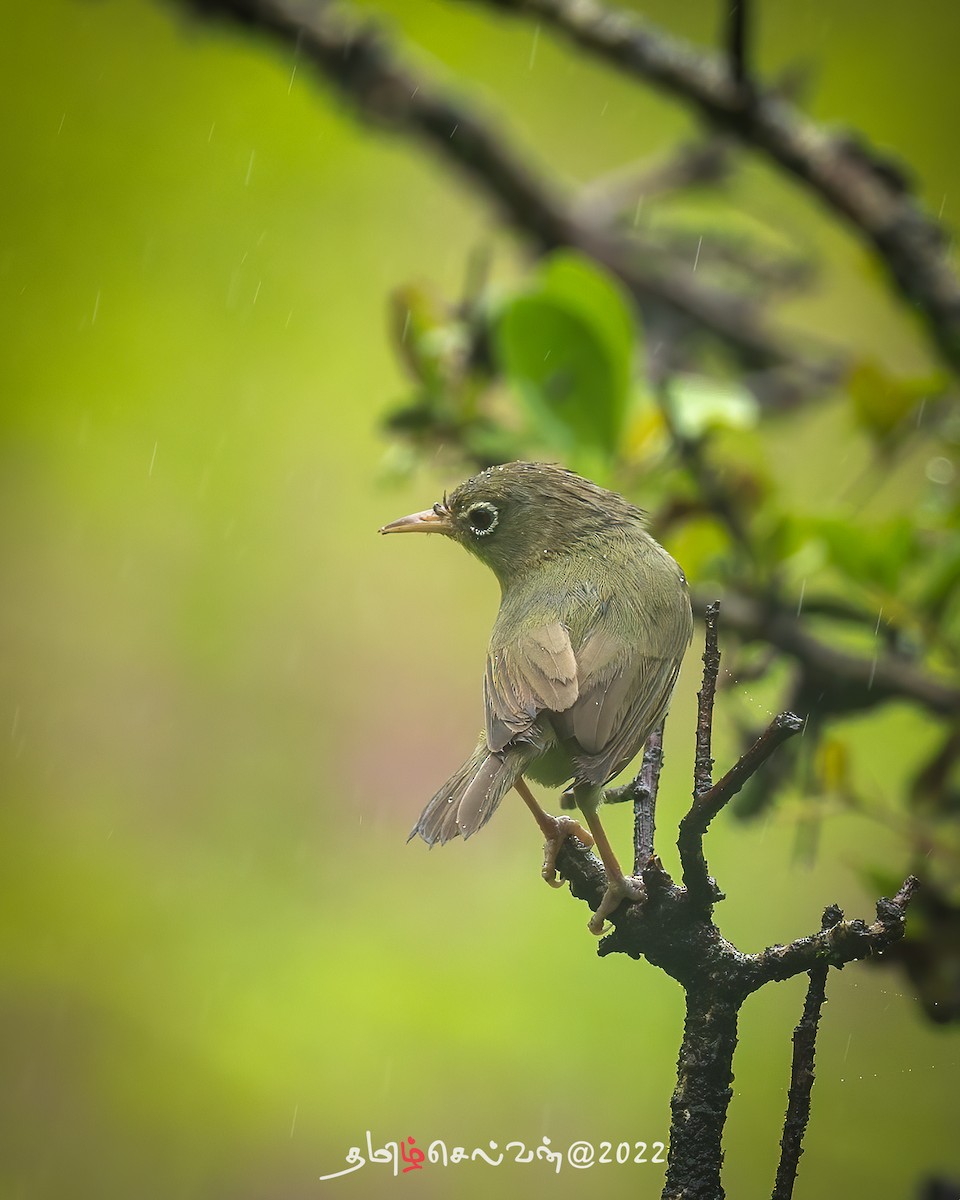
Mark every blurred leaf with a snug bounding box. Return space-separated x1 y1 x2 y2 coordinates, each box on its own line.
668 513 731 581
916 533 960 621
622 391 670 466
492 252 634 456
815 734 851 794
814 515 918 593
390 284 469 394
847 359 945 444
641 199 814 294
667 374 759 438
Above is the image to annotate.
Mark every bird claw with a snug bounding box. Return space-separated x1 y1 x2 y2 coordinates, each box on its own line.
588 874 645 936
541 814 594 886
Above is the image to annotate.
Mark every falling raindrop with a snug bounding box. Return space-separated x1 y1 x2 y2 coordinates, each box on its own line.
528 23 540 70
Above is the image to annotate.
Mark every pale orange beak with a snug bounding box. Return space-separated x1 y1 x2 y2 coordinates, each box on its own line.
379 505 454 536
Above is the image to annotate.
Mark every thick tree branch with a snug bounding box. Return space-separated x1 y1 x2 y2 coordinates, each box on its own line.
665 987 740 1200
179 0 841 386
468 0 960 376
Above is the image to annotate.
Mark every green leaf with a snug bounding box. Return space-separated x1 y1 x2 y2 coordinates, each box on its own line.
916 533 960 620
492 252 635 456
666 374 759 438
847 359 945 443
814 515 918 592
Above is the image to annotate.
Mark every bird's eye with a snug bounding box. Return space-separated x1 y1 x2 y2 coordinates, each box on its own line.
466 502 499 536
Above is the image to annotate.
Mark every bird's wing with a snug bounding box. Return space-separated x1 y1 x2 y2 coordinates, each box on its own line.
554 613 690 784
484 621 579 752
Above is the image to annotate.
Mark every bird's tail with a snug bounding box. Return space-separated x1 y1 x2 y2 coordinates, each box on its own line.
409 737 535 846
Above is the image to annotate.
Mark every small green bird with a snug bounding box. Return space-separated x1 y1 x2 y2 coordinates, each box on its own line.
380 461 693 933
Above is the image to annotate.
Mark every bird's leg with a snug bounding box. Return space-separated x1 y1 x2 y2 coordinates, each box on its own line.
514 778 594 888
572 782 645 935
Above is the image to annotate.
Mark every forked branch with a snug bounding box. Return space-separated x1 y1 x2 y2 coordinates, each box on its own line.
551 605 918 1199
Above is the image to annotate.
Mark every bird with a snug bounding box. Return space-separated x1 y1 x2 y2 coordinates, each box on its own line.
379 461 693 933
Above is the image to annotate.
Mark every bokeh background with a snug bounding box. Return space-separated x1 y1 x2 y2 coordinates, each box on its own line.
2 2 959 1197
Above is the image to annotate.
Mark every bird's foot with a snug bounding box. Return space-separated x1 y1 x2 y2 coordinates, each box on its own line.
588 874 645 936
541 814 594 888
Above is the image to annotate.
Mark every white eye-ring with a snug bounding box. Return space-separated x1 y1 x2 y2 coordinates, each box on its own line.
466 501 499 537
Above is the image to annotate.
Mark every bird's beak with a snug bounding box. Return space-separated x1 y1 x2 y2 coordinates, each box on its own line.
379 505 454 536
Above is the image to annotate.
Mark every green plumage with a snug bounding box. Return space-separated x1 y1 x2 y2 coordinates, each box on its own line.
390 462 693 846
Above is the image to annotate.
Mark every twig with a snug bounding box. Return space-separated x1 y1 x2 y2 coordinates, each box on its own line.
604 721 665 872
772 903 843 1200
466 0 960 377
694 600 721 797
673 600 722 903
178 0 842 386
573 137 733 225
696 711 804 826
678 710 803 899
633 723 664 872
741 877 920 990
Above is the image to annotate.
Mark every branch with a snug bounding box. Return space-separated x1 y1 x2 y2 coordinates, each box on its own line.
694 599 721 798
178 0 841 386
664 985 740 1200
632 722 663 872
547 610 917 1200
573 136 733 226
679 710 803 899
771 903 842 1200
726 0 749 91
742 876 920 992
468 0 960 377
701 587 960 718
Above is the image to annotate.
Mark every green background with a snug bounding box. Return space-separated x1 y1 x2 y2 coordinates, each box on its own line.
2 2 957 1197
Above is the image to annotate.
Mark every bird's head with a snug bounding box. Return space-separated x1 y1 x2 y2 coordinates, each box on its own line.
379 461 643 587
